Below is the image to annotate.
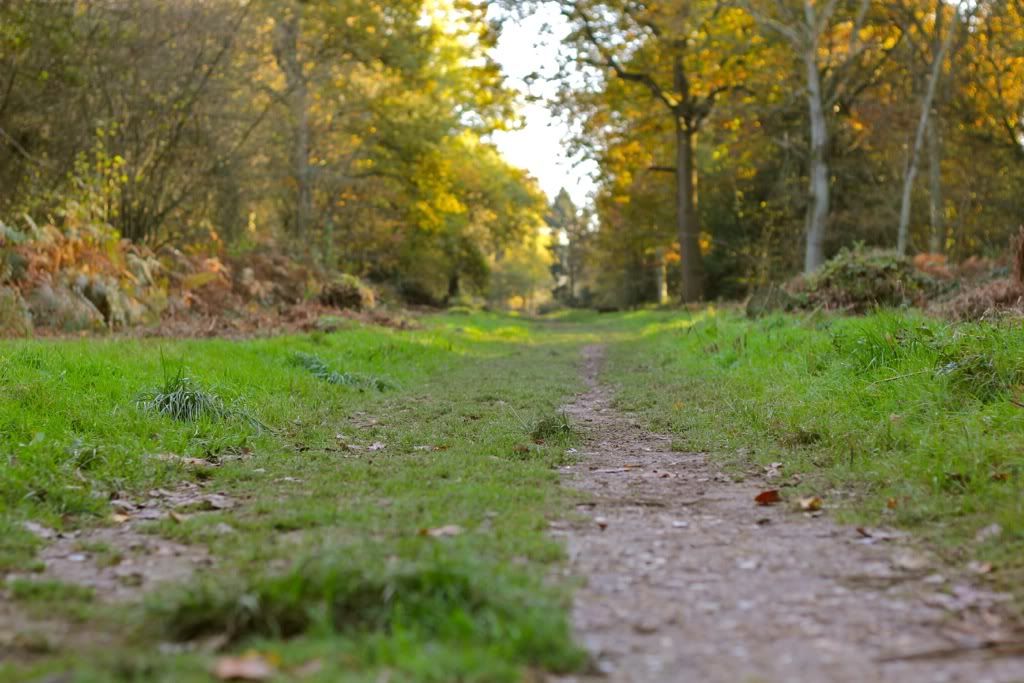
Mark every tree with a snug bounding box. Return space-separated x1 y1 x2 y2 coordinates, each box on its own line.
745 0 901 271
553 0 752 301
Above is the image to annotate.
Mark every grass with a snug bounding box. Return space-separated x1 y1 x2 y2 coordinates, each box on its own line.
3 306 1023 680
0 312 591 682
603 307 1024 602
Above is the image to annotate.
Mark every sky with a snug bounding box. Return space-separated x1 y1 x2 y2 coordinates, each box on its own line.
488 5 597 208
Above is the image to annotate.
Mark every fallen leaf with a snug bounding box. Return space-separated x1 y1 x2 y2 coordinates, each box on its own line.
798 496 823 511
169 511 189 524
886 497 899 509
111 513 130 524
419 524 463 538
754 489 782 506
512 444 530 454
213 653 276 681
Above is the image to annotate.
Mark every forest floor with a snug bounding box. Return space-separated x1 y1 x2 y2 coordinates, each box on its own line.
2 310 1024 682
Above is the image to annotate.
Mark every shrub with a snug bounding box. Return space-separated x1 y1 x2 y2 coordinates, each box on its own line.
319 274 375 311
797 246 934 313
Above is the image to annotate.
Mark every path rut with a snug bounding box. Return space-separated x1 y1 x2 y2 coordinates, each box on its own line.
552 345 1024 683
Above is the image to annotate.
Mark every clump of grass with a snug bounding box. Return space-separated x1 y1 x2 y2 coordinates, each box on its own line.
290 352 392 391
136 370 230 422
531 412 577 443
150 554 583 673
8 578 94 603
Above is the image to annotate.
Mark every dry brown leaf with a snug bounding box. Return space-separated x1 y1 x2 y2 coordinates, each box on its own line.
419 524 463 538
754 489 782 506
798 496 823 511
213 653 276 681
110 513 130 524
886 497 899 509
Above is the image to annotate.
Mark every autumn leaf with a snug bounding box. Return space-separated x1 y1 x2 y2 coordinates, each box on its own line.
754 489 782 505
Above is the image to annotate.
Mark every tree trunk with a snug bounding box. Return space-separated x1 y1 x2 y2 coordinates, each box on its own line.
676 118 704 302
273 7 312 240
926 116 946 253
803 47 830 273
654 246 668 304
897 4 956 255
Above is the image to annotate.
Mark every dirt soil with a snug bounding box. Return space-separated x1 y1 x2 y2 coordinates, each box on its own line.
552 345 1024 683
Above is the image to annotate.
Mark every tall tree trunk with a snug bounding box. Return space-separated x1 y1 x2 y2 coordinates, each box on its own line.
897 4 956 255
803 47 830 273
273 7 312 240
926 116 946 253
654 246 668 304
676 117 704 301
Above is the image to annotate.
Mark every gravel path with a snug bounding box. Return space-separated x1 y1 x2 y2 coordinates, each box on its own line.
552 345 1024 683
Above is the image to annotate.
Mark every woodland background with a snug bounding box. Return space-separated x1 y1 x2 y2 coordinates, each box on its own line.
1 0 1022 329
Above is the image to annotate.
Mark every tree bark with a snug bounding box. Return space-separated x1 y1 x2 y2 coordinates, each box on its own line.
897 3 956 255
273 7 312 240
804 45 830 273
676 118 704 301
654 246 668 304
926 116 945 253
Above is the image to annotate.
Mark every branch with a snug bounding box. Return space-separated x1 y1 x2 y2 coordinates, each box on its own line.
570 4 676 111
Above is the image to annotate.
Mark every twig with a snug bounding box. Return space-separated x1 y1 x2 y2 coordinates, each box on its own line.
866 369 931 388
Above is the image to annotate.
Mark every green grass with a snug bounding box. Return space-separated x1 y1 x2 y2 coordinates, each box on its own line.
0 312 590 682
4 306 1024 680
603 308 1024 601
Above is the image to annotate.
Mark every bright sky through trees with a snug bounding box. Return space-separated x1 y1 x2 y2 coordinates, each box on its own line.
489 5 597 206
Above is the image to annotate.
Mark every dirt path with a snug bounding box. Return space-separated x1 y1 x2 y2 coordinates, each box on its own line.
553 345 1024 683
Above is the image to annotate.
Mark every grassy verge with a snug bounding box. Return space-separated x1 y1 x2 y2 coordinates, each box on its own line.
2 313 589 682
603 308 1024 601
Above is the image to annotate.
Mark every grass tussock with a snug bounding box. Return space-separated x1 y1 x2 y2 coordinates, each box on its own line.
136 370 230 422
290 351 393 391
151 553 583 673
531 412 577 444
